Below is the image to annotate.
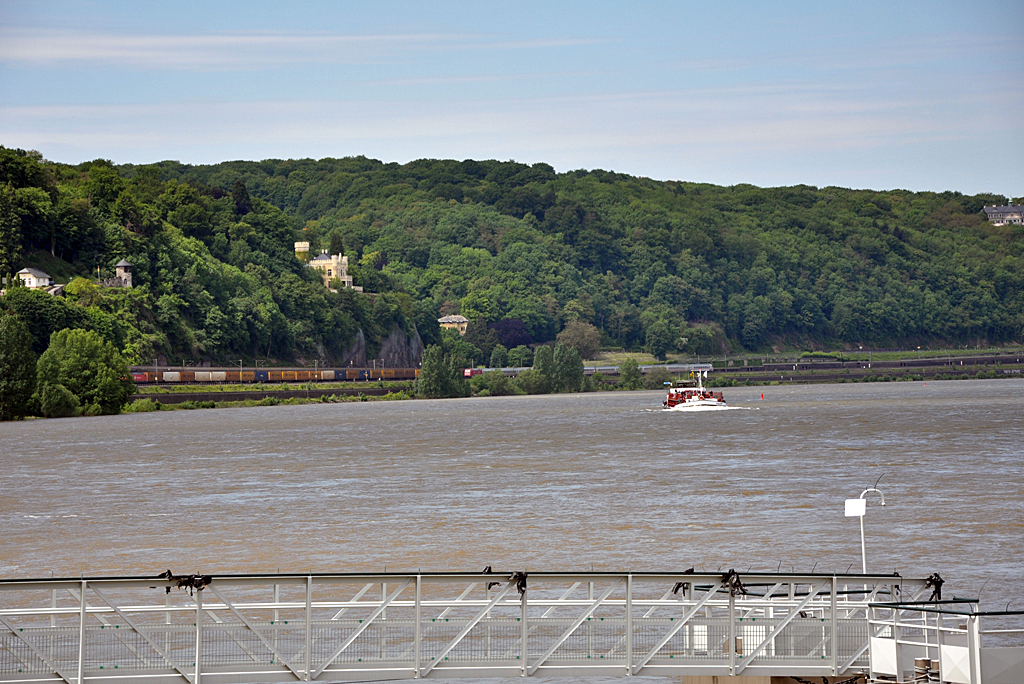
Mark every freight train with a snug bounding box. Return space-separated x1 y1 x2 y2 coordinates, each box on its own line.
130 367 420 384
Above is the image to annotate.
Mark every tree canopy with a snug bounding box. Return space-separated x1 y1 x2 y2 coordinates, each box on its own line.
1 145 1021 375
0 314 36 420
35 328 134 416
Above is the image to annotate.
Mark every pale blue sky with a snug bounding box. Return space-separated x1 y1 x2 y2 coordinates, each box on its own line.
1 0 1021 195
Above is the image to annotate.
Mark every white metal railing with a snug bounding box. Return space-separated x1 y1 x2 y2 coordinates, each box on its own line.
0 571 928 684
867 600 1024 684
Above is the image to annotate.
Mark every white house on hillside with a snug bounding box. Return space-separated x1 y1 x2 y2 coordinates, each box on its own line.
17 268 53 289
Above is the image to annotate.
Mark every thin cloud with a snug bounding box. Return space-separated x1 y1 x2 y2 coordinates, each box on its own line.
0 28 600 70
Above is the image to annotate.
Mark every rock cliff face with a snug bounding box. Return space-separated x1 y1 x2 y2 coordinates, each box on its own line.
339 325 423 368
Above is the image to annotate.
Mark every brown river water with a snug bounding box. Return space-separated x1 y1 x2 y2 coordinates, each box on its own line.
1 380 1022 610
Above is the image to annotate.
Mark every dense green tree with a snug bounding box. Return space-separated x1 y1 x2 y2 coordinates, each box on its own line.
1 287 91 353
489 318 532 348
35 328 134 415
556 320 601 360
532 344 555 392
645 318 675 360
440 328 482 368
508 344 533 367
416 344 469 399
682 324 718 355
514 369 547 394
463 320 500 360
618 357 642 389
0 314 36 420
39 383 79 418
553 341 584 392
489 343 508 368
470 370 516 396
0 183 21 283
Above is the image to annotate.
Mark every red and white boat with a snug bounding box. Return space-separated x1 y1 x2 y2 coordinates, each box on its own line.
663 370 727 409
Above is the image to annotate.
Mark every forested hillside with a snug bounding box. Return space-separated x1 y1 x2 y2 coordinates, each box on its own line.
2 146 1022 367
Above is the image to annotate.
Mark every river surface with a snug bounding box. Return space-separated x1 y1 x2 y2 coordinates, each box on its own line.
1 380 1022 609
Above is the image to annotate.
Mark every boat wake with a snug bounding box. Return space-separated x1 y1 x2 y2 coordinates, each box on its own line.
662 404 754 412
641 405 756 412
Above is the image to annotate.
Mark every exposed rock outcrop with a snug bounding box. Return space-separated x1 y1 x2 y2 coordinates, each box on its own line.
380 325 424 368
338 325 423 368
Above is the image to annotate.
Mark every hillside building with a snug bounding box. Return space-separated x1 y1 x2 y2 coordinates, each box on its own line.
983 205 1023 226
438 314 469 335
308 251 362 292
101 259 133 288
16 268 53 289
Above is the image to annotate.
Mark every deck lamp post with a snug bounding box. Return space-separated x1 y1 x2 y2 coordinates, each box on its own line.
845 488 885 573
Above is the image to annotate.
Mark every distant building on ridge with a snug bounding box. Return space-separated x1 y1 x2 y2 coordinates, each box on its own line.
983 205 1023 226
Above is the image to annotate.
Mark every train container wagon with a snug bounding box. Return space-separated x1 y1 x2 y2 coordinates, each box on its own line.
194 371 228 382
131 367 419 384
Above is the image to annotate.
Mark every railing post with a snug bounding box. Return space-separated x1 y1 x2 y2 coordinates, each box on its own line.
967 615 980 684
380 582 386 660
414 575 421 678
273 584 279 652
305 576 312 681
77 580 86 684
588 581 594 659
831 576 838 675
625 574 633 676
892 601 903 682
728 588 736 675
195 588 202 684
521 586 528 677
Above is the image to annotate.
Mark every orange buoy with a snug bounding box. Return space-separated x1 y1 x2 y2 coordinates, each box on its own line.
760 392 764 400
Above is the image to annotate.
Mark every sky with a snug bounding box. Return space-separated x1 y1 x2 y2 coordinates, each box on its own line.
1 0 1022 196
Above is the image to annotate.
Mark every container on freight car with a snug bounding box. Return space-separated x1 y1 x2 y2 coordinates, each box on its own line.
131 372 148 383
369 370 383 380
322 370 335 380
295 371 310 381
211 371 226 381
147 371 162 382
241 371 256 382
225 371 240 382
268 371 282 382
180 371 195 383
383 369 396 379
254 370 269 382
195 371 212 382
162 372 180 382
